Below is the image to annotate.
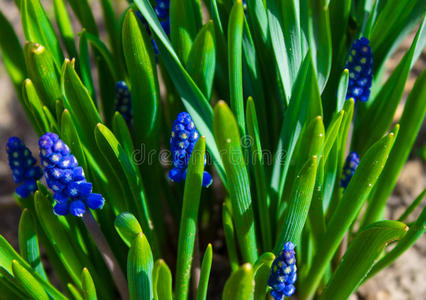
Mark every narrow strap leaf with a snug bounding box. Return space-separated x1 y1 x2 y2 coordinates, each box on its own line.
214 101 258 263
175 137 206 300
196 244 213 300
275 156 318 252
223 264 254 300
299 131 396 299
186 21 216 100
253 253 275 300
398 189 426 222
52 0 77 58
246 98 272 251
367 207 426 280
228 0 245 135
128 233 154 300
18 209 47 280
153 259 173 300
11 260 49 300
81 268 97 300
320 221 408 300
114 213 143 247
222 201 240 271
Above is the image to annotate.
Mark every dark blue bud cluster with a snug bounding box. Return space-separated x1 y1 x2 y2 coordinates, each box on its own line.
39 133 104 217
115 81 132 124
340 151 360 189
169 112 212 187
6 137 43 198
155 0 170 35
268 242 297 299
345 37 373 103
135 0 170 56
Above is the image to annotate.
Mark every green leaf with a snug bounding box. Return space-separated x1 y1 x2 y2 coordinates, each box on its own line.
246 98 272 251
320 221 408 300
67 283 83 300
18 209 47 280
81 268 97 300
114 213 143 247
66 0 98 36
78 31 97 102
12 260 49 300
370 1 425 71
228 0 245 135
270 55 322 213
170 0 200 63
60 109 88 172
94 124 158 255
214 101 258 263
275 156 318 252
128 233 154 300
175 137 206 300
80 30 118 82
153 259 173 300
24 42 61 114
398 189 426 223
34 191 83 286
122 9 160 147
336 69 349 113
61 59 101 151
196 244 213 300
367 207 426 280
253 253 275 300
299 131 397 299
266 0 302 103
223 264 254 300
0 235 66 300
308 0 332 91
186 21 216 100
355 19 426 155
52 0 77 58
361 70 426 227
22 79 50 135
112 112 135 159
134 0 227 186
21 0 64 64
0 10 26 92
222 200 240 271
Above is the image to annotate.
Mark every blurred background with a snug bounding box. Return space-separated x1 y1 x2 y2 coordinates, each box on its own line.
0 1 424 299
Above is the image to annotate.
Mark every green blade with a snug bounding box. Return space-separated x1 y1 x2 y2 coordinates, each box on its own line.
299 131 396 299
228 0 245 135
320 221 408 300
21 0 64 64
52 0 77 58
175 137 206 300
127 233 154 300
223 264 254 300
214 101 258 263
153 259 173 300
114 213 143 247
11 260 49 300
186 21 216 100
81 268 97 300
196 244 213 300
18 209 47 280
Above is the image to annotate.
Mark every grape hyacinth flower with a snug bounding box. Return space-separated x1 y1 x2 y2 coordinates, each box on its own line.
155 0 170 35
345 37 373 103
169 112 213 187
6 137 43 198
39 133 104 217
268 241 297 299
115 81 132 124
340 151 360 189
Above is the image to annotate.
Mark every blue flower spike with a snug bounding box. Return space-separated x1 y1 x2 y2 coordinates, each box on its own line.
268 241 297 299
345 37 373 103
6 137 43 198
39 133 105 217
115 81 132 124
340 151 360 189
169 112 213 188
155 0 170 35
